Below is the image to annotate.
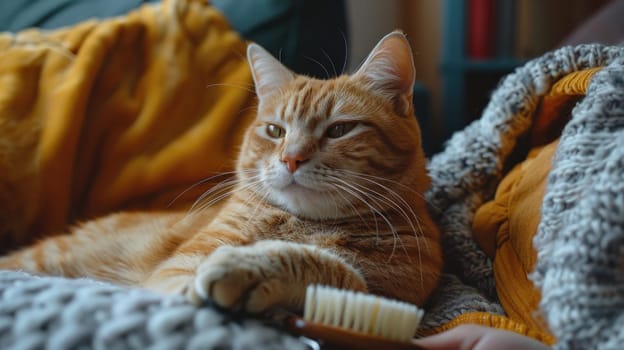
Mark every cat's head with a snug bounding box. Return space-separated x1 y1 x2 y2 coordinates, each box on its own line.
239 31 429 220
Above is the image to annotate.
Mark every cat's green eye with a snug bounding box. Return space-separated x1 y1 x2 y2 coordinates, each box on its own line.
326 122 357 139
266 124 285 138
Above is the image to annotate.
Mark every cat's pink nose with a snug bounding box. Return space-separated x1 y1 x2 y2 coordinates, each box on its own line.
282 154 309 173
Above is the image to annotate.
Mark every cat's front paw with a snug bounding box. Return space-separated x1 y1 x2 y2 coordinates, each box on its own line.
185 245 299 313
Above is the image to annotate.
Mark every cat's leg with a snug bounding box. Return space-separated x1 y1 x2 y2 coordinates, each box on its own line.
0 212 186 285
183 240 367 313
140 228 248 295
0 231 96 277
140 254 203 295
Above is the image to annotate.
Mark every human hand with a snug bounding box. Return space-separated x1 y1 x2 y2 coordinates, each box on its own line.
412 325 551 350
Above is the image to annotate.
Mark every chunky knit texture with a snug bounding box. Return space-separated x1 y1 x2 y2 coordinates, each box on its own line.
0 44 622 349
0 271 306 349
532 55 624 349
424 44 624 348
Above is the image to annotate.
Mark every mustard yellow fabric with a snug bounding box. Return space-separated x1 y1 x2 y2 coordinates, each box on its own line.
421 312 554 344
472 139 558 345
436 68 601 345
530 67 601 146
0 0 256 249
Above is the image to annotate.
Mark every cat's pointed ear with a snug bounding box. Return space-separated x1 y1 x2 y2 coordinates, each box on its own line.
247 43 295 99
354 31 415 116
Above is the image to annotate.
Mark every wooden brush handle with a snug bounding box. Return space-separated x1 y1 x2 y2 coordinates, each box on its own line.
287 318 424 350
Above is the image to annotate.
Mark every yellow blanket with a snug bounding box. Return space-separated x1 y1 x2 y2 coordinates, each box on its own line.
0 0 256 250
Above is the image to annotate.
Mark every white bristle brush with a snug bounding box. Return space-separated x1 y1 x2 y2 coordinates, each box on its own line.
287 285 425 350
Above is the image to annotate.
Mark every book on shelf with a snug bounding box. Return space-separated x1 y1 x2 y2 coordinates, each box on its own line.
467 0 494 59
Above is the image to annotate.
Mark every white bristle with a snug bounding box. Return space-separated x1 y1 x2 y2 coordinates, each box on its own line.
304 284 316 322
342 289 356 328
302 285 424 342
330 287 346 327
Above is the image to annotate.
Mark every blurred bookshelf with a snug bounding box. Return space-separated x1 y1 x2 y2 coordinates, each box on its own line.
439 0 609 143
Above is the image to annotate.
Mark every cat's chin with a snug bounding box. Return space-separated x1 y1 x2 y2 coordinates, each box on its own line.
270 184 343 220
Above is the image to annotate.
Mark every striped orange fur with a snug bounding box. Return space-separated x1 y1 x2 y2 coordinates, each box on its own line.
0 31 442 313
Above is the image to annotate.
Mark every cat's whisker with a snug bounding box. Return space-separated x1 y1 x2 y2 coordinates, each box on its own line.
336 171 427 234
321 49 338 77
325 181 376 233
190 178 240 211
323 175 381 233
328 176 393 223
340 169 440 213
339 28 348 74
194 176 263 213
336 170 430 288
334 172 429 287
329 182 386 243
180 188 234 223
168 171 239 208
330 178 407 261
238 181 272 227
332 172 428 271
343 180 428 288
205 82 256 94
236 105 258 117
303 54 331 79
329 177 400 242
340 171 426 237
249 187 270 213
185 172 262 218
328 191 344 225
192 187 235 214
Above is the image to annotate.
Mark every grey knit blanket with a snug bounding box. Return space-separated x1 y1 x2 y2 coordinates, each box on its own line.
0 271 307 349
424 44 624 349
1 44 623 349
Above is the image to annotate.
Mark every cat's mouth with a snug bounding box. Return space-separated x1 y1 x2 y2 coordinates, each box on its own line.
280 178 326 197
283 180 312 192
270 172 327 198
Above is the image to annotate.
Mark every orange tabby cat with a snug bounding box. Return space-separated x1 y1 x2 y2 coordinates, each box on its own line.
0 31 442 313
